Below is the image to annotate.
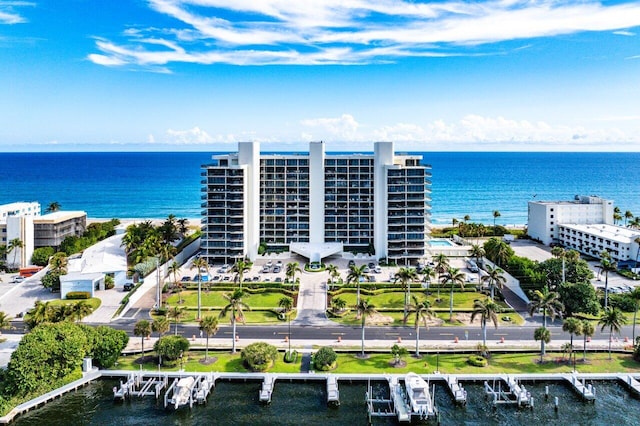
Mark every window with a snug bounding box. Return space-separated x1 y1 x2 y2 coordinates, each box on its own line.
550 215 554 218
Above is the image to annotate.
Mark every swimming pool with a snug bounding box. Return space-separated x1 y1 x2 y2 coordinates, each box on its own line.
428 238 456 247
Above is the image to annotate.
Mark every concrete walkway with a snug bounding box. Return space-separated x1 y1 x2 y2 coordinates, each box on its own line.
293 268 332 326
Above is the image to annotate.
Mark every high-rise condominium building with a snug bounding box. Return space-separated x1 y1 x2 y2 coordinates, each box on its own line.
201 142 431 265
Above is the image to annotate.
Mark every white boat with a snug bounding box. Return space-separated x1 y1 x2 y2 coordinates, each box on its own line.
170 376 195 409
404 373 435 418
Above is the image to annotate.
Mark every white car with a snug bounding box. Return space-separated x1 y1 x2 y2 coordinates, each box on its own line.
10 276 25 283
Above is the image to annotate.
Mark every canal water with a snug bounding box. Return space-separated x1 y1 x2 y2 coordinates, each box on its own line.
12 379 640 425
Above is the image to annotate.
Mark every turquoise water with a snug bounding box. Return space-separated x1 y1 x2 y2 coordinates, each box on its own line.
428 239 456 247
12 379 640 425
1 152 639 225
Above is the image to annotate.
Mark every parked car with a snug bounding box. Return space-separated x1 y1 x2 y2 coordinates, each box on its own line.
253 276 260 281
273 266 281 273
218 264 230 273
348 260 356 267
223 276 231 281
374 267 382 274
368 262 376 269
262 266 271 273
123 282 134 291
212 275 221 281
10 276 25 283
363 266 370 273
181 276 192 282
275 277 282 283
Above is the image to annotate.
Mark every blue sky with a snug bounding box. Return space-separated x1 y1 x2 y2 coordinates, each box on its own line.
1 0 639 152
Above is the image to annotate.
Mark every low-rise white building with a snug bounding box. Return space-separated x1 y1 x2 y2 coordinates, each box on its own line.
1 202 41 268
557 223 640 266
528 195 614 245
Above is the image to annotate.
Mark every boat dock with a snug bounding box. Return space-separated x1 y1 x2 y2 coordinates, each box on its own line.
443 375 467 404
366 374 438 424
484 375 533 408
563 374 595 401
326 376 340 405
619 375 640 397
259 374 275 403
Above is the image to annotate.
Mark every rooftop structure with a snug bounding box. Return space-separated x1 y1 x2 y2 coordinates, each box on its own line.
201 141 431 265
528 195 614 246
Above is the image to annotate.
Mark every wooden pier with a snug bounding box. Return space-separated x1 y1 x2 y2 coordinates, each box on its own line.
484 375 533 408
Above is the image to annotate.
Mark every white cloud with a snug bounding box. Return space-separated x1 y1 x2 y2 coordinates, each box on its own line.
0 1 34 24
613 30 636 36
300 114 360 140
89 0 640 68
295 113 639 148
166 127 214 144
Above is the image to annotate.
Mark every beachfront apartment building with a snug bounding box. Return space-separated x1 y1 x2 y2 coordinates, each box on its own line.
1 202 41 268
528 195 614 246
556 223 640 267
0 202 86 268
200 142 431 265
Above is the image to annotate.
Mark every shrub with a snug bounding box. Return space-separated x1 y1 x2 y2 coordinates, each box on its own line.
241 342 278 372
284 350 298 363
104 275 115 290
606 293 637 312
154 335 190 364
313 346 337 371
31 247 55 267
65 291 90 300
467 355 488 367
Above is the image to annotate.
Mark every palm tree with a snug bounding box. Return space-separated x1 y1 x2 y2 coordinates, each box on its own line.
404 296 435 357
331 297 347 314
0 311 12 334
433 253 449 301
484 237 513 267
492 210 501 228
469 244 485 265
168 261 183 304
481 265 506 300
326 264 339 285
45 201 61 213
199 315 219 361
278 296 293 314
346 264 367 305
599 307 628 360
49 252 68 275
72 300 94 322
420 265 435 289
219 289 250 353
191 257 208 319
614 212 623 225
581 320 595 362
471 298 501 348
442 267 466 322
27 300 52 329
231 259 250 288
152 316 170 339
630 287 640 342
354 298 377 357
168 305 185 336
534 327 551 363
394 267 418 317
134 319 152 359
528 286 564 356
600 251 617 309
625 210 634 226
285 262 302 284
8 238 23 269
562 317 583 353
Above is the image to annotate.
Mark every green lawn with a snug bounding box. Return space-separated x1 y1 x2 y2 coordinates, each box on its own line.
113 350 640 375
333 290 502 310
115 351 303 373
155 308 291 325
166 290 293 309
47 297 102 310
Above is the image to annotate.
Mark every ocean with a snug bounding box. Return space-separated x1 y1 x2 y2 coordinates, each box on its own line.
1 152 639 226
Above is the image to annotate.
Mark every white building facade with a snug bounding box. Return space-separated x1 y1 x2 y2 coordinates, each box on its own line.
557 224 640 266
528 195 614 246
201 142 431 265
0 202 41 268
